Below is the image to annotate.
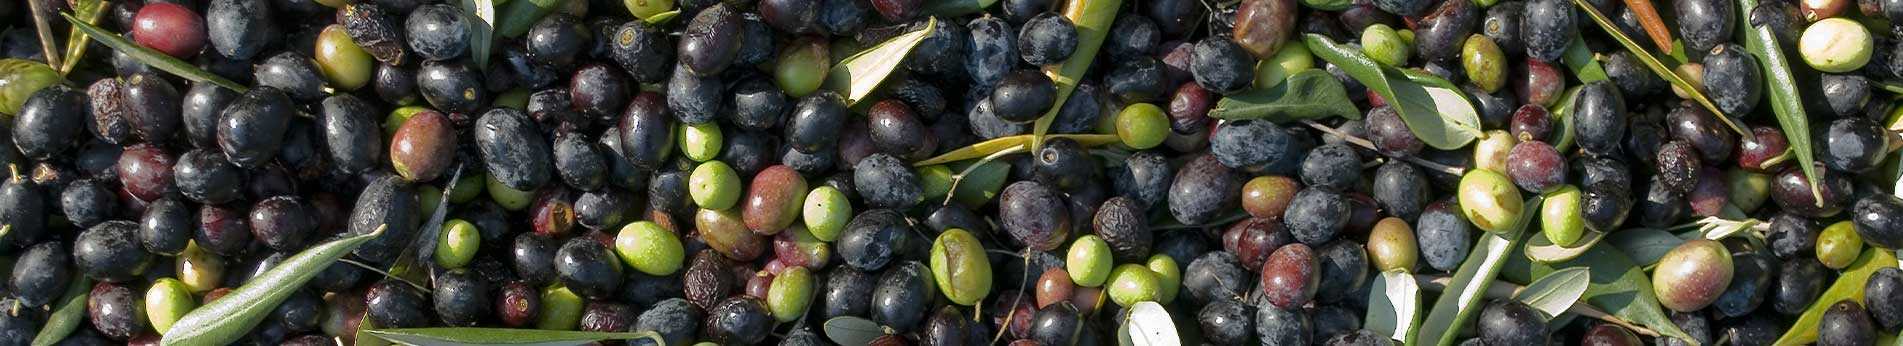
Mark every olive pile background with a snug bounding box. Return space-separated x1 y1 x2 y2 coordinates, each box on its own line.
3 0 1903 343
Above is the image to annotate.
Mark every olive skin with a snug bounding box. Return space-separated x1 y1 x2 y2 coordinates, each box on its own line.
1675 0 1735 54
366 280 434 329
1256 299 1312 345
1001 181 1072 252
15 85 88 160
872 262 937 332
702 296 773 345
11 242 71 307
477 108 557 191
1414 0 1479 63
1866 268 1903 331
347 175 421 265
404 4 470 62
173 149 244 205
679 4 743 77
839 209 915 271
853 154 923 210
341 2 407 65
611 21 674 84
786 91 849 153
617 92 675 169
1821 301 1878 346
1714 253 1777 318
1480 300 1550 345
415 61 488 114
254 52 329 102
1259 243 1319 309
320 95 383 174
140 198 194 255
1029 302 1082 346
206 0 275 60
1170 154 1244 226
120 73 182 143
1572 81 1627 156
182 82 237 149
1522 0 1575 61
216 87 296 169
75 221 152 282
1703 44 1762 116
1775 258 1827 316
1854 195 1903 248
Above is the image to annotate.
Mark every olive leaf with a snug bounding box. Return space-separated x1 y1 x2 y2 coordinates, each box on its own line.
1365 270 1421 344
824 316 890 346
913 134 1120 167
59 0 110 75
1563 37 1609 83
642 10 681 25
1512 267 1591 319
25 0 60 69
493 0 561 38
459 0 496 70
922 0 1000 17
410 165 465 269
1549 86 1583 152
1693 216 1765 240
1525 229 1606 264
1116 301 1179 345
1735 0 1826 206
1028 0 1120 150
1208 69 1360 122
1305 34 1483 150
1776 249 1900 345
1570 0 1747 138
1603 228 1685 267
365 328 665 346
162 226 387 346
1501 242 1695 343
825 17 938 107
1416 196 1544 346
62 13 247 92
30 277 92 346
947 158 1012 208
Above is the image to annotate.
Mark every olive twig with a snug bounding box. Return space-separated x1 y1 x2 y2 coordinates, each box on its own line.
26 0 61 70
1298 120 1467 176
1416 275 1662 337
989 247 1036 344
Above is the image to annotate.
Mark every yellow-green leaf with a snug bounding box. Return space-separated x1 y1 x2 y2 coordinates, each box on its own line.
30 277 91 346
1208 69 1359 122
1305 34 1482 150
824 17 937 106
913 134 1120 167
1512 267 1591 318
1502 242 1695 343
59 0 110 75
162 226 386 345
1029 0 1120 150
62 13 246 92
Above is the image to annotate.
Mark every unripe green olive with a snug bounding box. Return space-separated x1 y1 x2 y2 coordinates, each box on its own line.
1541 185 1585 246
775 37 830 98
145 278 195 334
315 24 373 91
1726 169 1772 213
1117 103 1169 150
536 285 584 330
1362 24 1411 67
447 172 488 204
1068 235 1115 287
767 266 815 322
487 175 535 211
1254 43 1315 88
1473 130 1517 173
1819 221 1865 269
1462 34 1507 93
679 122 722 162
1145 255 1181 304
615 221 685 275
435 219 481 269
931 228 993 306
1106 264 1161 307
175 242 224 293
0 59 61 116
1800 18 1873 73
801 186 851 242
1367 217 1419 272
624 0 674 22
1459 169 1524 233
689 161 742 210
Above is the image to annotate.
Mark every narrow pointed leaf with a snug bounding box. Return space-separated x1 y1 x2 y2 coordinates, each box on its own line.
1366 270 1421 343
1569 0 1746 137
641 10 680 25
1417 196 1544 346
59 0 110 75
1735 0 1824 205
1525 229 1606 263
1029 0 1120 150
1563 37 1609 83
1117 301 1179 345
493 0 560 37
1512 267 1591 318
366 328 664 346
1604 228 1683 267
1208 69 1359 122
460 0 495 70
30 277 92 346
1501 243 1695 342
1306 34 1482 150
411 165 464 267
913 134 1120 166
1776 250 1899 345
63 13 247 92
162 226 386 345
824 316 888 346
922 0 1000 17
824 17 937 106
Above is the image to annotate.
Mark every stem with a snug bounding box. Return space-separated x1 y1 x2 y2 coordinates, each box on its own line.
1416 275 1661 337
1299 120 1466 176
990 248 1036 345
941 145 1026 206
27 0 62 69
338 258 431 292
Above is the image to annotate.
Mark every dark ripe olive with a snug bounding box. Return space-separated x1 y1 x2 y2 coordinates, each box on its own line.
1285 188 1350 245
609 21 673 85
318 95 382 174
1713 252 1777 318
1771 164 1852 217
1170 154 1244 226
348 175 420 265
510 233 560 284
10 242 70 307
837 121 878 168
1769 212 1818 259
1675 0 1735 55
819 267 875 321
555 237 624 300
1479 2 1524 56
1855 194 1903 248
476 108 556 191
967 93 1032 139
1106 57 1168 104
781 90 851 153
1259 243 1319 309
249 196 314 251
403 4 469 62
1198 300 1255 345
839 209 915 271
967 17 1018 90
1515 60 1566 108
1147 0 1205 35
1414 0 1479 63
1300 143 1361 193
1665 103 1737 163
1702 44 1763 116
1572 81 1627 156
1182 252 1249 306
421 269 489 328
867 100 930 158
1480 300 1550 345
782 143 837 175
252 52 327 102
1821 74 1871 118
172 149 242 205
630 299 700 346
990 70 1058 124
1582 323 1643 346
1775 258 1827 315
1315 241 1369 304
1865 268 1903 331
1818 117 1889 174
678 4 742 76
1093 197 1151 263
1365 106 1423 157
1112 151 1173 209
853 153 923 209
86 282 142 340
871 262 935 332
122 73 184 144
526 13 587 67
567 64 631 124
758 0 818 33
215 86 294 168
271 288 321 333
1521 0 1575 62
1191 37 1258 95
684 250 739 312
729 77 786 131
1016 12 1077 66
416 60 487 114
577 190 637 232
1719 314 1779 346
373 63 418 105
181 82 236 149
1605 51 1665 98
205 0 274 60
617 92 675 170
140 198 193 255
701 297 772 345
15 85 87 160
60 179 115 229
492 281 540 328
1212 119 1301 174
554 134 609 191
1032 138 1094 189
576 301 639 334
75 220 151 282
1413 198 1473 271
195 203 252 255
1373 162 1431 222
366 280 434 328
1256 298 1312 345
1028 301 1081 346
1312 307 1364 343
1821 301 1878 346
998 180 1070 251
127 1 204 59
927 204 992 239
904 18 971 80
341 2 406 64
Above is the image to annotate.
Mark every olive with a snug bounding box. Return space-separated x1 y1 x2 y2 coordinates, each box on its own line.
434 219 481 269
1414 0 1479 64
678 5 742 76
431 270 491 327
1653 239 1734 312
1821 300 1878 346
1417 199 1474 271
1507 141 1566 193
175 242 224 294
1572 81 1626 156
1480 300 1550 345
476 108 556 191
1017 12 1078 66
1818 221 1865 269
1800 18 1873 73
1714 252 1777 318
1191 37 1258 95
1463 35 1507 93
1259 243 1319 309
535 285 584 330
931 229 993 306
11 241 71 307
1701 44 1763 116
1516 59 1567 107
15 85 88 160
1776 258 1828 316
1676 0 1736 54
1106 263 1161 307
1818 117 1890 174
872 262 936 332
765 266 815 322
695 207 766 262
839 209 913 271
366 279 433 329
1256 298 1313 345
867 100 931 159
131 2 206 58
144 278 194 334
1029 301 1083 345
1521 0 1575 61
404 4 470 62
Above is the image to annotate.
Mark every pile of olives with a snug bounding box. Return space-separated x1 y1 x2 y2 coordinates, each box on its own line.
2 0 1903 343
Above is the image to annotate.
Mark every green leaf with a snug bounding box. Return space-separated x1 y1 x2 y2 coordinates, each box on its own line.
1305 34 1482 150
1117 301 1179 345
948 159 1011 208
824 316 889 346
1300 0 1355 11
1365 270 1421 344
493 0 560 38
162 227 387 346
1603 228 1685 267
1549 86 1583 152
1512 267 1591 319
1563 36 1609 83
1776 249 1899 345
411 165 465 268
1208 69 1360 122
1569 0 1746 137
1735 0 1825 207
641 10 680 25
825 17 938 107
1525 229 1606 264
58 0 109 75
1501 243 1695 343
61 13 247 92
913 134 1120 166
1417 196 1544 346
365 328 663 346
30 277 91 346
921 0 999 17
1029 0 1121 150
459 0 495 70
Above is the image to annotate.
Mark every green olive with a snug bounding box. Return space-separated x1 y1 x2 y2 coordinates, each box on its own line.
1461 34 1507 93
435 219 481 269
1472 130 1517 173
1726 169 1771 213
1145 255 1180 305
1067 235 1115 287
383 106 430 138
615 221 685 275
447 172 488 204
145 277 196 334
1254 43 1315 88
536 285 585 330
775 37 830 98
918 165 955 202
931 228 993 306
801 186 851 242
0 59 60 116
1116 103 1169 150
1106 264 1161 307
487 175 535 211
1362 24 1410 67
1541 185 1585 246
175 241 224 293
623 0 674 21
1367 217 1419 272
689 161 742 210
1800 18 1873 73
1652 239 1733 312
495 88 531 110
1459 169 1524 233
1819 221 1864 269
767 266 815 322
417 185 444 217
679 122 723 162
315 24 373 91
